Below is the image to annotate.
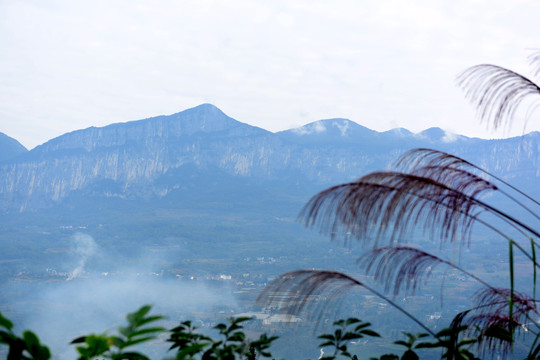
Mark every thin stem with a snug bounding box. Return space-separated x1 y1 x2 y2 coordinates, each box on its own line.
509 240 515 343
528 332 540 359
533 237 537 299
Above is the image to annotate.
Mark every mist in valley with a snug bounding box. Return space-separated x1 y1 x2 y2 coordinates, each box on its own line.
1 233 239 359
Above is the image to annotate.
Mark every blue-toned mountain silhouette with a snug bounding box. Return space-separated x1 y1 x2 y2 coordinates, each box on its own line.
0 104 538 213
0 132 27 163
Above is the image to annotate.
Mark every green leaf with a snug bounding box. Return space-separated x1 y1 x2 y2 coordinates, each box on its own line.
227 323 241 332
23 331 51 360
128 305 152 323
23 330 40 349
318 334 336 341
227 332 245 342
436 326 468 338
457 338 478 346
112 335 126 348
0 312 13 331
483 325 512 342
354 323 371 331
360 329 381 337
319 340 335 347
344 318 361 326
232 316 253 324
342 333 362 341
175 343 208 358
214 324 227 332
111 351 150 360
70 336 87 344
74 334 111 359
401 349 419 360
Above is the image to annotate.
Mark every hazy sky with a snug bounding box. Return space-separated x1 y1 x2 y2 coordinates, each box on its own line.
1 0 540 149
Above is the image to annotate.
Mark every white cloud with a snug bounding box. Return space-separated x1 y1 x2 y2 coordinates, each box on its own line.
292 120 327 135
442 130 459 143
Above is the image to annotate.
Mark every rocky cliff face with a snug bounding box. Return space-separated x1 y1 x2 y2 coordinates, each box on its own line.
0 104 539 212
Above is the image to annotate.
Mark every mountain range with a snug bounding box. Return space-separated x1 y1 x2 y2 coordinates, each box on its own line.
0 103 539 213
1 104 538 360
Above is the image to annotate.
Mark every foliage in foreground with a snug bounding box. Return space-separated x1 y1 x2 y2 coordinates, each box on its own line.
0 305 515 359
1 305 277 360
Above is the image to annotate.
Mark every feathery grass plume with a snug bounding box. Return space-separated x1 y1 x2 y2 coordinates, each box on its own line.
470 288 539 330
319 168 540 244
256 270 361 322
395 148 479 172
359 247 539 333
358 246 497 298
359 246 443 297
256 269 436 336
300 171 495 247
457 64 540 131
449 309 513 359
397 153 540 270
395 148 540 218
411 165 496 193
452 315 509 358
451 288 540 358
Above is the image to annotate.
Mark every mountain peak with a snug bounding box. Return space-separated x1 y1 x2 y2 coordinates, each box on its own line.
33 104 268 154
277 118 377 145
419 127 446 138
418 127 464 143
284 118 374 137
167 104 267 135
181 103 226 117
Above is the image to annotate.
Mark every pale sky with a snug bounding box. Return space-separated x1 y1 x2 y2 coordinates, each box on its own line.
1 0 540 149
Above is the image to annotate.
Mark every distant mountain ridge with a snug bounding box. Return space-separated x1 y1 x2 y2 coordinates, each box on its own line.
0 132 27 163
0 104 538 212
31 104 268 155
